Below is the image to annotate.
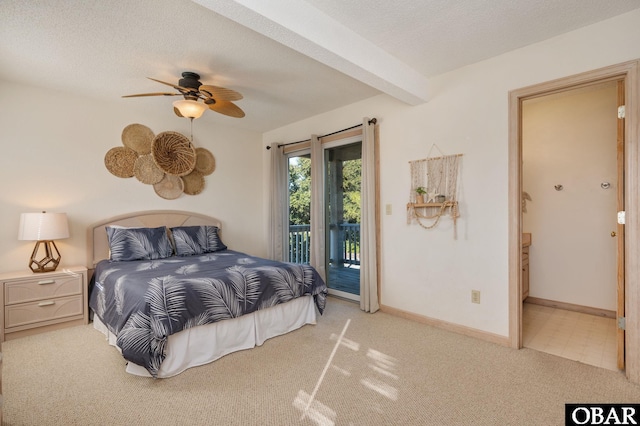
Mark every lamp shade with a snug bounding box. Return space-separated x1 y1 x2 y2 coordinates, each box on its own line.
173 99 207 119
18 212 69 241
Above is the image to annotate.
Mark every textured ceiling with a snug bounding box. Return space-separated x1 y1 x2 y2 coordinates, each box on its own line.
1 0 639 132
304 0 640 77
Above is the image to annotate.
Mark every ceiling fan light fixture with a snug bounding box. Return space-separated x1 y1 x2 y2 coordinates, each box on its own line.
173 99 207 119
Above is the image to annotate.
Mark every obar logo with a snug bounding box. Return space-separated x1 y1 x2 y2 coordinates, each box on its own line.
566 404 640 425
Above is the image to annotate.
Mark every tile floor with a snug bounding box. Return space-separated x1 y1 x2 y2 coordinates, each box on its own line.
522 303 618 371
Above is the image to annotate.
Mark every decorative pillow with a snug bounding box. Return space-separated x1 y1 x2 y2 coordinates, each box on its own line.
170 225 227 256
106 226 173 261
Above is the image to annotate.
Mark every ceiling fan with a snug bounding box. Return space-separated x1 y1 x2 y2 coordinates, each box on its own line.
122 71 245 119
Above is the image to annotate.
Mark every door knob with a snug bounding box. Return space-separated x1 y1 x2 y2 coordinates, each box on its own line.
611 231 617 237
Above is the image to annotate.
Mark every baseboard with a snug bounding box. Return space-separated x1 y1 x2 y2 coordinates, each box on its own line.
525 297 616 318
379 304 510 347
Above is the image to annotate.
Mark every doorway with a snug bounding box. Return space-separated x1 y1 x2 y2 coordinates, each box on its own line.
508 60 640 382
521 82 619 369
285 136 364 303
324 140 362 302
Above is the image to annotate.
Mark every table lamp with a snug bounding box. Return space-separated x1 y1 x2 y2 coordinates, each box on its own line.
18 211 69 273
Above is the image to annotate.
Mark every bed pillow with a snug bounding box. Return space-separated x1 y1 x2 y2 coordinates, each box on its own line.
106 226 174 261
170 225 227 256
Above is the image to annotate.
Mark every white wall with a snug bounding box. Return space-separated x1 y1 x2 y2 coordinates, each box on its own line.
263 9 640 337
523 84 618 311
0 82 264 272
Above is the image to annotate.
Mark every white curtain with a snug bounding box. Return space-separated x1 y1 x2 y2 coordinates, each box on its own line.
267 142 288 261
360 118 380 313
309 135 327 282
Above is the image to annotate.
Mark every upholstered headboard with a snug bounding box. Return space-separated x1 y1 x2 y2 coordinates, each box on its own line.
87 210 223 268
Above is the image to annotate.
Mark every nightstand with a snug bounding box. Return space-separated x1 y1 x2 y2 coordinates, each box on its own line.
0 266 88 341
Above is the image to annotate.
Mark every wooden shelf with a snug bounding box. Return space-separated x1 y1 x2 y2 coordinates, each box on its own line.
407 201 457 209
407 200 459 233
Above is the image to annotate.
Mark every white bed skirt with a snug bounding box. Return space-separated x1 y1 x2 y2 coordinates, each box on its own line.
93 295 317 378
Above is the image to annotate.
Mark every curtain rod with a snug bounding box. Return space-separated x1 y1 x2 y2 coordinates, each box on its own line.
266 118 377 150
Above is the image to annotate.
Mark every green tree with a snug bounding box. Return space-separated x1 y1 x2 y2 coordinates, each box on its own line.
342 159 361 223
288 156 311 225
288 155 361 225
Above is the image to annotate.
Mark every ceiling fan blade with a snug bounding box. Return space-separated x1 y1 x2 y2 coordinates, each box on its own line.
208 100 245 118
173 107 184 117
147 77 191 93
199 85 243 101
122 92 182 98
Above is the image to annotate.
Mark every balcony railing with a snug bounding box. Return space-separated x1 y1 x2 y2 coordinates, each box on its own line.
289 224 311 264
288 223 360 266
336 223 360 266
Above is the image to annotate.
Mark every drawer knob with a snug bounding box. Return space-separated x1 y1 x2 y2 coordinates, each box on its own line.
37 301 55 307
38 280 56 285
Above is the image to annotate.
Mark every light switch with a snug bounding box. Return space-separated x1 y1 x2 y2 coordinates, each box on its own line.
385 204 392 215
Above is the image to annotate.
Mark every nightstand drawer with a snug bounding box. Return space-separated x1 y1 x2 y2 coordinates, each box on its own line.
4 274 82 305
5 294 84 329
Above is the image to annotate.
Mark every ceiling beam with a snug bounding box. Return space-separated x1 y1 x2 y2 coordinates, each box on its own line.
192 0 430 105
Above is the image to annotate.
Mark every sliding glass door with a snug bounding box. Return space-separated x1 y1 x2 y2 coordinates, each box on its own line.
285 138 362 302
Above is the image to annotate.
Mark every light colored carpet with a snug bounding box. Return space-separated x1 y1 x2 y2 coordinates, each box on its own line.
4 297 640 425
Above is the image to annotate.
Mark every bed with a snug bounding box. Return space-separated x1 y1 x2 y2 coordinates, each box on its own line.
87 210 327 378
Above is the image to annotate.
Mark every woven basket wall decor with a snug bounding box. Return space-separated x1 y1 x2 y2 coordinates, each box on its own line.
122 123 154 155
152 131 196 177
106 124 214 199
104 147 137 178
194 147 216 176
134 154 165 185
153 174 184 200
182 170 205 195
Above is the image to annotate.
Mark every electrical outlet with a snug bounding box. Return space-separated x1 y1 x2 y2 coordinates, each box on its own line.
471 290 481 304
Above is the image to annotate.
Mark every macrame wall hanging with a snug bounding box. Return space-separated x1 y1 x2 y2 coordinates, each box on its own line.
104 123 216 199
406 145 462 237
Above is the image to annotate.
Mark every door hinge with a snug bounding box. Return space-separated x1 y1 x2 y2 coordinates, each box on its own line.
618 317 626 330
618 105 626 119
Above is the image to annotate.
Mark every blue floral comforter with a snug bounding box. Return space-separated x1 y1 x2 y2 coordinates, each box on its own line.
89 250 327 377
